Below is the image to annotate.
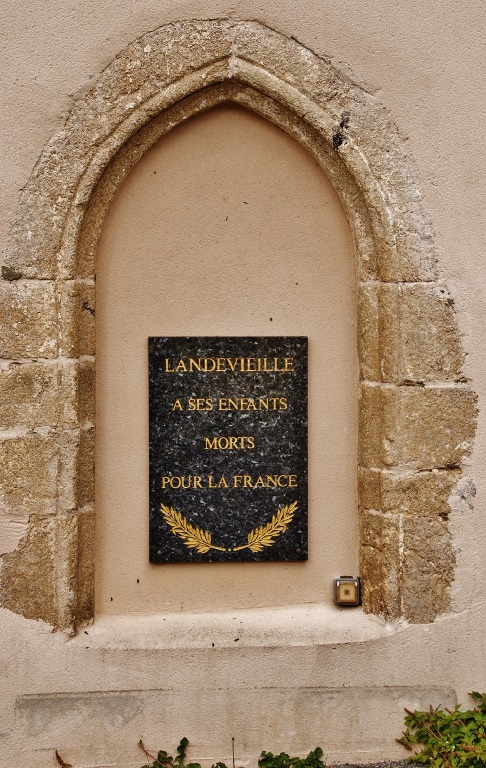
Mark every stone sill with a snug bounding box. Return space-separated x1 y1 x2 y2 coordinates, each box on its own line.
75 604 398 650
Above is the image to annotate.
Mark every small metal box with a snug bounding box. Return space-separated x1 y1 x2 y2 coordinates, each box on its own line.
333 576 361 606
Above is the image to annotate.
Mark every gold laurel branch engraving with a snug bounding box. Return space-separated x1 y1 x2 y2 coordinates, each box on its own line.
233 501 298 553
160 504 227 553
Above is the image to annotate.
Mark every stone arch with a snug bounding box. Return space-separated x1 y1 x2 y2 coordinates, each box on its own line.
0 20 476 631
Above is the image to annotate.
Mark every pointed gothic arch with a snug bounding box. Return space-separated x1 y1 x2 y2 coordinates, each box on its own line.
0 20 476 630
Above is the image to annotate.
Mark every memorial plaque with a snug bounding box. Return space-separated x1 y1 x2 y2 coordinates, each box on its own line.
149 337 307 563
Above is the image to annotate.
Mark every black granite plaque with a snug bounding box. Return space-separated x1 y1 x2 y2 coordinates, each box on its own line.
149 337 307 563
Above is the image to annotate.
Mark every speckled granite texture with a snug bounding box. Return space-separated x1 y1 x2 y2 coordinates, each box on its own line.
149 336 308 563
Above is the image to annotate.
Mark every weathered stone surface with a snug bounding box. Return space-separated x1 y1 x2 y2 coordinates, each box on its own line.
77 428 94 508
0 281 57 358
400 515 454 623
57 430 80 514
77 282 96 356
359 384 477 469
0 515 58 626
0 511 90 630
0 361 77 428
359 470 457 621
379 284 464 382
59 281 95 358
79 358 95 425
358 467 460 518
358 383 383 466
359 283 464 383
0 434 58 516
360 510 400 618
358 283 380 381
75 508 95 625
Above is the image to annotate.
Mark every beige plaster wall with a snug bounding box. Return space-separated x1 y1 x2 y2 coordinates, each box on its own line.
95 104 358 616
0 3 485 768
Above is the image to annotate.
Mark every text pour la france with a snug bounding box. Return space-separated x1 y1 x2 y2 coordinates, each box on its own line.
161 474 298 489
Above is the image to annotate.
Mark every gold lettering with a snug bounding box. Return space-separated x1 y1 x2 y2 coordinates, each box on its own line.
217 396 288 411
163 357 295 373
189 398 213 411
205 436 255 450
161 475 205 489
208 474 227 488
171 399 184 411
229 473 298 488
204 358 216 372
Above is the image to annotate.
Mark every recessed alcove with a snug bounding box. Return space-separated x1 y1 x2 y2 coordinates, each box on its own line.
0 22 473 632
95 104 359 616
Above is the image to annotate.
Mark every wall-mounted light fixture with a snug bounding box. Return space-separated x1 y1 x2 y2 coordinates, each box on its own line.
333 576 361 607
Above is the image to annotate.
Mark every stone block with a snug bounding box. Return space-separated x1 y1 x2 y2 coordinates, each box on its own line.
75 508 95 625
59 281 95 358
79 358 95 425
359 384 476 470
0 281 57 359
0 434 58 516
358 383 383 466
358 283 380 381
400 515 454 622
379 284 464 383
57 430 80 514
77 282 96 356
235 21 340 106
0 511 88 630
358 283 464 384
358 467 459 518
0 361 77 429
77 427 94 508
0 515 58 626
359 510 400 618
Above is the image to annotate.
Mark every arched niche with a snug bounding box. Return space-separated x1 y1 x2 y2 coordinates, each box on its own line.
94 103 358 615
0 20 476 631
